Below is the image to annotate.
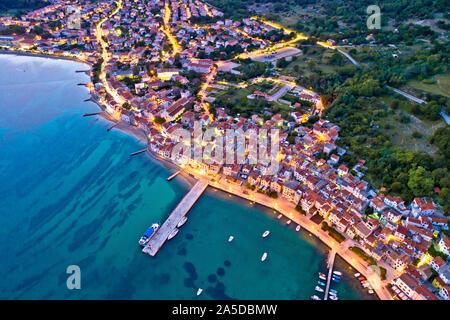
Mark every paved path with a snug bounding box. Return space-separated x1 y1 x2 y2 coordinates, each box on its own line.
387 85 426 104
336 48 360 67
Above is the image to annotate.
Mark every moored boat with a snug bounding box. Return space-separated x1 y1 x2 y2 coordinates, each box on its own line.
319 275 326 281
296 225 301 232
177 216 187 228
168 228 179 240
368 290 374 294
286 220 291 225
311 295 320 300
354 272 361 277
261 252 267 262
329 295 338 300
315 286 324 293
318 281 326 286
319 272 326 278
138 223 160 246
262 230 270 238
330 289 338 294
277 214 282 219
333 271 342 276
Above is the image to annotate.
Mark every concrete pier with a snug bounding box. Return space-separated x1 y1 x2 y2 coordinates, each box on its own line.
324 250 337 300
167 171 180 181
129 149 147 156
143 181 208 256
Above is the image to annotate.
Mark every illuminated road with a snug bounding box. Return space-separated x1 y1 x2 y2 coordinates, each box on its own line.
95 0 124 106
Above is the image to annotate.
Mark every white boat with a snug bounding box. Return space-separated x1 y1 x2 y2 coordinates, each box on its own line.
319 275 326 281
168 228 179 240
296 225 301 232
354 272 361 277
315 286 324 293
286 220 291 225
277 214 282 219
329 295 338 300
197 288 203 296
177 216 187 228
262 230 270 238
333 271 342 276
311 295 321 300
228 235 234 242
368 290 374 294
261 252 267 262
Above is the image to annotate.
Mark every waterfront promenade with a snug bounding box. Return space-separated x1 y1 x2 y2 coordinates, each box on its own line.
143 180 208 256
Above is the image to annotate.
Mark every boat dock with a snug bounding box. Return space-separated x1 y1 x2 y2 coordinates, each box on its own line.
129 149 147 156
107 123 118 132
167 171 180 181
83 112 101 117
143 181 208 256
324 250 337 300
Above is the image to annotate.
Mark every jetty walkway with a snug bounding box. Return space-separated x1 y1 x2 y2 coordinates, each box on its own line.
324 250 337 300
143 180 208 256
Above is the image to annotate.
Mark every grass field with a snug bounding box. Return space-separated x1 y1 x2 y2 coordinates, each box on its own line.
407 74 450 98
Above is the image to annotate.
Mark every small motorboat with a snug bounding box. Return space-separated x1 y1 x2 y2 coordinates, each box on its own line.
197 288 203 296
311 295 321 300
262 230 270 238
329 295 338 300
358 276 365 281
318 281 326 286
354 273 361 277
319 272 326 278
332 275 341 280
330 289 338 294
277 214 282 219
315 286 324 293
228 236 234 242
177 216 187 228
296 225 301 232
368 290 374 294
168 228 179 240
261 252 267 262
333 271 342 276
319 275 326 281
332 277 340 283
286 220 291 225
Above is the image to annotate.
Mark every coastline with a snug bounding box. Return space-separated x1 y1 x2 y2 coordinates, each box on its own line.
2 52 388 300
94 106 385 300
0 49 93 67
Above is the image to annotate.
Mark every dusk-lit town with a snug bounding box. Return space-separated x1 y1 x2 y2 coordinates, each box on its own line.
0 0 449 307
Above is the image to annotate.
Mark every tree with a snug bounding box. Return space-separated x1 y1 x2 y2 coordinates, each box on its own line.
154 116 166 125
407 166 434 197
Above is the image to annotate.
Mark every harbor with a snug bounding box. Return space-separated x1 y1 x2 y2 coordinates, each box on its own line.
143 180 208 256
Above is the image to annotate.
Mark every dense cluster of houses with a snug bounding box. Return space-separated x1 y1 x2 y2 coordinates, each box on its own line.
2 0 448 301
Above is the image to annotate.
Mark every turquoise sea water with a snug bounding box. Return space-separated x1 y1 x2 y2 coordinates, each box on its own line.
0 55 374 300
